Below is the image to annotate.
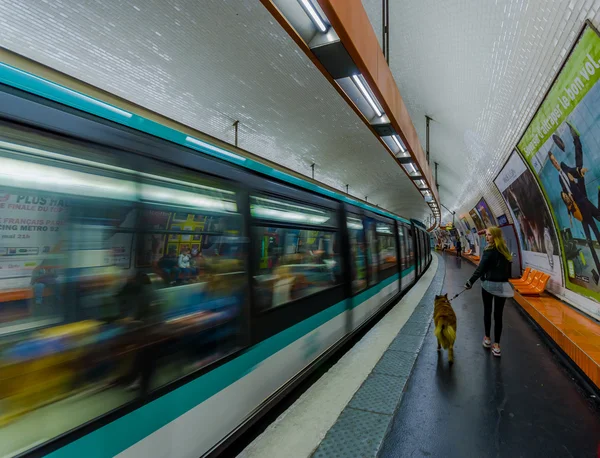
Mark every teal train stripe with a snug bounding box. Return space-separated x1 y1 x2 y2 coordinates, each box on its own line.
352 273 398 309
47 269 417 457
0 63 410 225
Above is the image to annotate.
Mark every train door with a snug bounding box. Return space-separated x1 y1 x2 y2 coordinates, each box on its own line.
403 224 416 285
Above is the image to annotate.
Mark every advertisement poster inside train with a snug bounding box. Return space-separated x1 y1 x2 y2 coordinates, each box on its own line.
0 190 135 290
494 151 562 286
517 24 600 301
469 208 485 232
475 198 497 228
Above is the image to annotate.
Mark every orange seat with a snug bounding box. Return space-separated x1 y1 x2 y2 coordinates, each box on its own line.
517 273 550 295
509 267 531 284
513 270 542 288
510 268 537 286
516 271 544 290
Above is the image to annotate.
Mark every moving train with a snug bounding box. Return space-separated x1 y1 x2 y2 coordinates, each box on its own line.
0 60 431 458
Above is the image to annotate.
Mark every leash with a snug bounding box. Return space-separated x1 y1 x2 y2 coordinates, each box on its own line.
449 288 468 302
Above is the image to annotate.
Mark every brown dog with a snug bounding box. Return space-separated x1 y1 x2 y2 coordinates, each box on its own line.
433 294 457 364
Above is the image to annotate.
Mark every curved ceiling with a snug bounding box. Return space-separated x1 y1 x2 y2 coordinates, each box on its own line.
0 0 430 221
362 0 600 223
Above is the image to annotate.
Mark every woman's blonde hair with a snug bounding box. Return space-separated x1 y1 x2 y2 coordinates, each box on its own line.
485 226 512 261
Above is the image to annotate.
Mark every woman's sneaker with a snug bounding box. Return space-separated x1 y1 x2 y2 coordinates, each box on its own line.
492 344 501 357
482 337 491 348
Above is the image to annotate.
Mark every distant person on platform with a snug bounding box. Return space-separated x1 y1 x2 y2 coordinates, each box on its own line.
455 238 462 257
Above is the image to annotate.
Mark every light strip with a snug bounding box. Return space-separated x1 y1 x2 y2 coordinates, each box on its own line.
298 0 328 33
252 205 329 225
392 135 406 153
141 183 237 213
252 196 328 215
347 220 363 231
0 141 236 196
351 74 382 118
403 162 418 175
0 156 137 201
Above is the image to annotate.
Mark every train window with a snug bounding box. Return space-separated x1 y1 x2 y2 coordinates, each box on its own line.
347 215 367 294
398 225 407 272
376 222 397 279
0 141 248 454
251 195 340 311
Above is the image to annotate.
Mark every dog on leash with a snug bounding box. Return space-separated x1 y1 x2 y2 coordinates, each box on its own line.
433 293 457 364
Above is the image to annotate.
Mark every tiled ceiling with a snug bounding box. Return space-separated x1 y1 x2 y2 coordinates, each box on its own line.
363 0 600 223
0 0 429 221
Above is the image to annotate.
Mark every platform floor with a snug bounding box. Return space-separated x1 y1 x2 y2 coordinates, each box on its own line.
380 252 600 458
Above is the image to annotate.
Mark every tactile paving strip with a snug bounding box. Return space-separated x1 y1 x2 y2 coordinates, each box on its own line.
348 373 408 415
312 254 446 457
311 408 390 458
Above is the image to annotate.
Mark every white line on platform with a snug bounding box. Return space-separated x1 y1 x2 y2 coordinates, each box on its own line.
237 255 438 458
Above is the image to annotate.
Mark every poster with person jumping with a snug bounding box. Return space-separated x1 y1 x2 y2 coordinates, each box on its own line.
494 151 562 288
475 198 497 228
518 23 600 303
469 208 485 232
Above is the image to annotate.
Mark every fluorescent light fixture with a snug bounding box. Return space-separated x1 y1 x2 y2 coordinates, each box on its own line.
402 162 418 175
298 0 328 33
252 205 329 225
376 223 394 235
392 135 406 153
186 136 246 162
251 196 331 225
351 74 382 118
141 183 237 213
416 179 427 188
347 218 363 231
0 156 137 201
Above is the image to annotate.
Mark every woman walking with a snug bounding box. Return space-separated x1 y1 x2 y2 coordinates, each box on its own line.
465 227 513 357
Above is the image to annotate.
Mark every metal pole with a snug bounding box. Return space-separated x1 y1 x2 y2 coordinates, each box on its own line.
382 0 386 60
311 163 315 180
434 161 439 191
346 184 349 194
233 120 239 147
425 116 431 164
385 0 389 65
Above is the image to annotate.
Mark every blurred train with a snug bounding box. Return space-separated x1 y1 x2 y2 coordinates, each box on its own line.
0 60 431 458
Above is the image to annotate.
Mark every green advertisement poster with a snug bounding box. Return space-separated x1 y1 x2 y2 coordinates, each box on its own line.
517 24 600 302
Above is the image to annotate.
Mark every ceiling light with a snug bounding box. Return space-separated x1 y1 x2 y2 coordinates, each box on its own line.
402 162 418 175
416 179 427 188
392 135 406 153
0 156 137 201
298 0 328 33
351 74 382 117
